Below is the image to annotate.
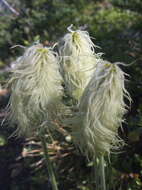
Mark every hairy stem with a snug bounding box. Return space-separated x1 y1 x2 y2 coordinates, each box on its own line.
94 156 106 190
100 155 106 190
40 132 59 190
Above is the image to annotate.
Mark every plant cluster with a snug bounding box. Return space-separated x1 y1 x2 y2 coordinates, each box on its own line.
6 25 131 190
0 1 142 190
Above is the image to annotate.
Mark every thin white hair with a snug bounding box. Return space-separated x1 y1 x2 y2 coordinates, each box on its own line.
7 44 64 136
59 26 98 102
71 60 131 159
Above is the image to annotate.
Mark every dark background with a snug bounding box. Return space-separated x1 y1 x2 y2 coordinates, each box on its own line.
0 0 142 189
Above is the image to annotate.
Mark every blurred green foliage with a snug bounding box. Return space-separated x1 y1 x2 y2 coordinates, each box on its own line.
0 0 142 190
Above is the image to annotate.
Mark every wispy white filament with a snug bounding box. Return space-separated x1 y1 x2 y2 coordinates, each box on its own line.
71 61 131 159
60 26 97 102
8 44 64 136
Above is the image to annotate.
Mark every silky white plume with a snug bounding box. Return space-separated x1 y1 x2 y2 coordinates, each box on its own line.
60 25 97 102
8 44 64 136
71 60 131 159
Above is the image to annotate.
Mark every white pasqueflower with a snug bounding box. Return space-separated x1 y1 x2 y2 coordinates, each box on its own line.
59 25 97 102
8 44 64 136
71 60 131 159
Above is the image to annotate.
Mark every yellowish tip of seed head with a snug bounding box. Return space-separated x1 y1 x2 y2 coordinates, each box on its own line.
37 47 48 54
105 63 111 68
105 63 116 72
111 65 116 72
72 31 80 43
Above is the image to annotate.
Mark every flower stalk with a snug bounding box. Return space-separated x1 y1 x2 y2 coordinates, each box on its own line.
39 129 59 190
100 156 106 190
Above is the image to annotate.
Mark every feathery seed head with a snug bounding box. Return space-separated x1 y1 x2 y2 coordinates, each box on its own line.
8 43 64 136
71 60 131 159
60 25 97 102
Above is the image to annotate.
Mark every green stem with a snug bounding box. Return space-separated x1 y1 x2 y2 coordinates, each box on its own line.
100 156 106 190
40 133 59 190
94 158 99 190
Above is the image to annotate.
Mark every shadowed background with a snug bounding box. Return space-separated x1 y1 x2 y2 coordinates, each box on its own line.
0 0 142 190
